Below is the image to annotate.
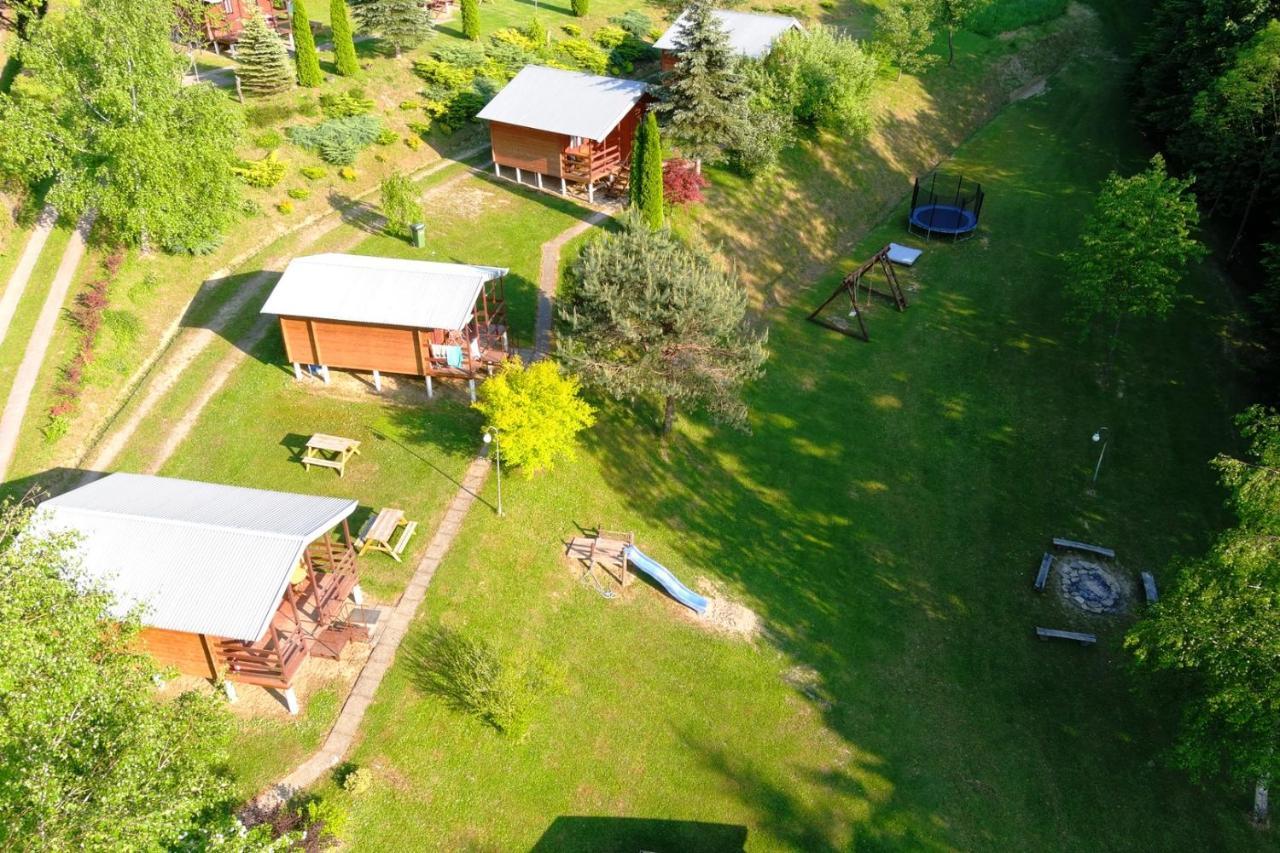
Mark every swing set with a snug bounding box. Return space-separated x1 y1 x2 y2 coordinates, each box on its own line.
807 245 908 342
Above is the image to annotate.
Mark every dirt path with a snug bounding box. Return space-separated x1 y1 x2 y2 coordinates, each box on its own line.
0 205 57 349
80 151 486 479
247 450 492 817
0 214 93 480
535 212 609 357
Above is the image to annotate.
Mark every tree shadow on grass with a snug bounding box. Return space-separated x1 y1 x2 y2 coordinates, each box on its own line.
530 815 749 853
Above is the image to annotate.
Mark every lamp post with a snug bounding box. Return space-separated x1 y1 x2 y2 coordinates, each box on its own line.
482 428 503 517
1091 427 1109 484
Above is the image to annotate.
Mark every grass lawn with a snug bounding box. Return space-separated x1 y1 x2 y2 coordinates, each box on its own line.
320 33 1269 853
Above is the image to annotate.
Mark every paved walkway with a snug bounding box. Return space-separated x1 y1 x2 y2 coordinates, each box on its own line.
248 450 492 816
0 205 57 349
534 212 609 357
0 213 93 481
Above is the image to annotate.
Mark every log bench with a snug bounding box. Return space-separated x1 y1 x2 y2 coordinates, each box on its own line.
1036 627 1097 646
1141 571 1158 603
1052 538 1116 559
1034 553 1053 592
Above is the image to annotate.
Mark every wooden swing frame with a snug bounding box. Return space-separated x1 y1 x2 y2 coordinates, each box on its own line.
807 245 908 341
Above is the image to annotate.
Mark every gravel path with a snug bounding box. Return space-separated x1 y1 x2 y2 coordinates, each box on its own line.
534 211 609 357
0 205 57 349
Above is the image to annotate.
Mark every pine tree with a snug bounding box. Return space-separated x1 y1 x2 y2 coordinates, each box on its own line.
349 0 433 58
292 0 322 87
629 112 664 229
236 12 295 96
331 0 360 76
461 0 479 41
653 0 750 170
559 214 767 436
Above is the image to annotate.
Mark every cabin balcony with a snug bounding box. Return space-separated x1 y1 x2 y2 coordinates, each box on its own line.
560 143 624 185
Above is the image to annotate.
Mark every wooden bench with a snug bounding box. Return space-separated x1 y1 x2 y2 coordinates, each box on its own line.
1052 538 1116 560
1141 571 1158 603
1036 627 1097 646
356 508 417 562
1034 553 1053 592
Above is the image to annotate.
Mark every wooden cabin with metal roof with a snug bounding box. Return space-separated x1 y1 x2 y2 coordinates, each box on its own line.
32 473 367 714
260 253 511 401
653 9 801 70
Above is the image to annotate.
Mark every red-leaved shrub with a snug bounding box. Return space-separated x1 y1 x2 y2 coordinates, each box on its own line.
662 159 709 206
46 251 124 432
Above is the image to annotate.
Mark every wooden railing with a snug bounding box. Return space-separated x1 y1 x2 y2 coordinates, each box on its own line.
561 144 622 184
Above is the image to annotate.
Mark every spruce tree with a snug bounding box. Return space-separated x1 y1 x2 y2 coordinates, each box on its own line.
236 12 295 96
349 0 433 58
629 112 664 229
292 0 322 87
461 0 480 41
331 0 360 76
653 0 750 170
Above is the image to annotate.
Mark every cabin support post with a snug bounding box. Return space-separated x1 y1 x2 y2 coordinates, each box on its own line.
351 584 364 606
223 680 238 703
536 172 543 190
372 369 382 392
515 167 522 184
320 365 330 384
493 161 500 177
587 181 595 203
468 379 477 403
292 361 302 381
560 177 567 195
425 375 434 398
282 687 299 715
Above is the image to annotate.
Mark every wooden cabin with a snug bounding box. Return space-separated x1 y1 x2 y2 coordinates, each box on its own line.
476 65 649 203
260 253 511 401
654 9 801 70
33 473 365 714
200 0 294 51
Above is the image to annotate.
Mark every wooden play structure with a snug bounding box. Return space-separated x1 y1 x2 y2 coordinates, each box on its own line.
566 525 635 595
807 245 908 341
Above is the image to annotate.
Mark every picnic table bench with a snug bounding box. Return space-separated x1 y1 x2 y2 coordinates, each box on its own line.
301 433 360 478
1036 627 1097 646
1034 553 1053 592
355 508 417 562
1141 571 1158 603
1052 538 1116 560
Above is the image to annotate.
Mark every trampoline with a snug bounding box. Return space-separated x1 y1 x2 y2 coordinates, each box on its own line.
908 173 984 240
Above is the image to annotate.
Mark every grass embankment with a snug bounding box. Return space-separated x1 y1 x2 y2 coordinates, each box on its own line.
328 36 1264 853
0 224 73 417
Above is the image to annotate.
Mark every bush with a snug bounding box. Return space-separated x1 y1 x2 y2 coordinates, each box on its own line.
609 10 651 41
277 200 294 214
555 37 608 74
561 23 581 36
404 134 423 150
413 57 476 91
399 99 422 110
339 766 373 795
767 26 877 134
253 128 283 149
380 173 423 238
430 40 488 67
523 17 547 47
970 0 1067 36
320 89 374 118
286 115 385 164
339 166 357 181
232 151 287 188
571 0 588 17
729 105 794 175
287 186 311 200
375 127 398 145
663 158 711 204
301 165 327 180
489 27 538 52
593 25 627 48
246 102 297 127
461 0 480 40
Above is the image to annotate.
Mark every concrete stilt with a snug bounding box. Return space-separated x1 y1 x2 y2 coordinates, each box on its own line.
292 362 302 381
425 375 434 398
282 687 299 715
320 365 331 385
515 167 522 184
223 680 238 703
560 177 567 195
351 584 364 606
588 182 595 203
536 172 543 190
372 369 381 392
493 161 500 177
468 379 477 403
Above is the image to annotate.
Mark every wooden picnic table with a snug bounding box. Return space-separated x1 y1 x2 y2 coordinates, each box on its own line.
356 508 417 562
301 433 361 477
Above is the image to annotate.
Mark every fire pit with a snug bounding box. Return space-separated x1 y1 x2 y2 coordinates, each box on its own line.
1057 556 1129 615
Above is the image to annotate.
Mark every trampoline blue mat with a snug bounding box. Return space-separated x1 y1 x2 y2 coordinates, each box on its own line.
909 204 978 234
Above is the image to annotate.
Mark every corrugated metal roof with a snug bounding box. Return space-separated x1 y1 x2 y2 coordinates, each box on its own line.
653 9 802 58
260 254 508 331
31 473 357 642
476 66 649 142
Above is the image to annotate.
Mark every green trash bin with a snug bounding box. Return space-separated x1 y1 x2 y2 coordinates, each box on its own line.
410 222 426 249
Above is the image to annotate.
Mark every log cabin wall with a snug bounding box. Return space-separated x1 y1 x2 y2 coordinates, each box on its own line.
660 50 678 71
489 121 571 177
280 318 472 376
137 627 219 680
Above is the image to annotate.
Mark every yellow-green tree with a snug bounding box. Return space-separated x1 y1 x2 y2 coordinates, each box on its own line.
473 358 596 476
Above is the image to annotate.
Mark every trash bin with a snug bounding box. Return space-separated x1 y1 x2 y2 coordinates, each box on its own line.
410 222 426 249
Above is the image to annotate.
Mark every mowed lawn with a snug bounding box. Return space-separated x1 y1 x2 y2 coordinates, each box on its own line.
331 48 1267 853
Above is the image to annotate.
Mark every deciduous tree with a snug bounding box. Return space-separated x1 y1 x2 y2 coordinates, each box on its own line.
473 358 596 476
766 26 878 134
875 0 938 79
935 0 988 65
349 0 432 58
379 172 422 238
236 11 295 95
292 0 322 86
0 0 244 252
653 0 750 170
1127 406 1280 824
629 112 664 228
0 502 235 847
331 0 360 76
559 214 768 435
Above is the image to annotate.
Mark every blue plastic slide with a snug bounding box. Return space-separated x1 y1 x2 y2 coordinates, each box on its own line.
624 545 709 616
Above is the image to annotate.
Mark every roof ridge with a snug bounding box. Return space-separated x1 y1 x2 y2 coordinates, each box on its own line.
42 503 350 542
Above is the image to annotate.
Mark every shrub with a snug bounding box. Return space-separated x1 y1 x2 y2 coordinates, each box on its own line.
767 26 878 134
461 0 479 40
413 57 476 91
232 151 287 188
609 10 651 40
593 25 627 48
320 89 374 118
571 0 588 17
404 134 423 150
339 766 373 795
42 414 70 444
380 173 423 238
408 119 433 136
523 17 547 47
555 37 608 74
253 128 283 149
729 105 794 175
246 102 296 127
561 23 581 36
339 166 357 181
489 27 538 52
287 186 311 200
663 158 710 204
399 99 422 110
286 115 385 164
301 165 327 180
277 200 295 214
240 197 262 216
430 40 488 67
332 0 360 76
127 273 159 306
375 127 398 145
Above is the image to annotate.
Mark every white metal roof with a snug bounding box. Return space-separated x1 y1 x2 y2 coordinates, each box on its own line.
260 253 507 331
476 65 649 142
654 9 802 58
31 473 357 642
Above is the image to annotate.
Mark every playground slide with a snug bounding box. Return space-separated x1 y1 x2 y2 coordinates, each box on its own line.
624 545 709 616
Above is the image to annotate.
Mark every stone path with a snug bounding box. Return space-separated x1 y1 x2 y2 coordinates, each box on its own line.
534 211 609 357
0 205 57 349
248 450 492 816
0 213 93 480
